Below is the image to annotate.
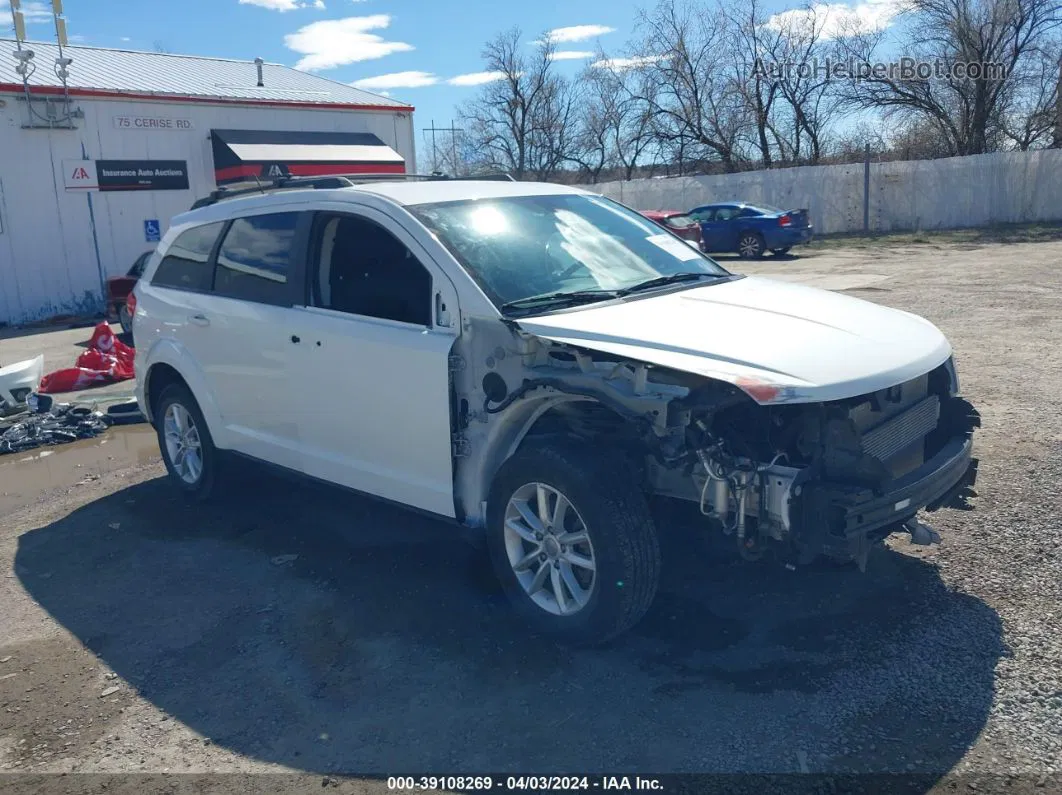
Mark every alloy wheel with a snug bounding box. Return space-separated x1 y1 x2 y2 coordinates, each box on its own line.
503 482 597 616
163 403 203 484
739 234 762 257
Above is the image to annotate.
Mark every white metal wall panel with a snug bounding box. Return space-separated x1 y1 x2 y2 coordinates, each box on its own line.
587 149 1062 236
0 93 415 325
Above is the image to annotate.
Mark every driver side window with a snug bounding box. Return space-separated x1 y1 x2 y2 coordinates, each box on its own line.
310 213 432 327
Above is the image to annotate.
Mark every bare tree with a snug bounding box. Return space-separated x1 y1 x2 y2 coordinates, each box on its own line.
724 0 784 166
997 42 1061 149
762 1 843 164
571 56 658 181
836 0 1062 156
459 28 576 180
627 0 749 171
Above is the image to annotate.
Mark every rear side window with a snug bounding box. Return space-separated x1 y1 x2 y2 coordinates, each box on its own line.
214 212 299 306
152 222 225 292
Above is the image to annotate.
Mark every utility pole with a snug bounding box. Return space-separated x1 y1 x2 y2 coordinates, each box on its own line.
449 119 462 176
1054 54 1062 148
422 119 464 174
423 119 438 172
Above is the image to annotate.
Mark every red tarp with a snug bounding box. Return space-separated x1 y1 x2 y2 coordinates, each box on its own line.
38 323 135 394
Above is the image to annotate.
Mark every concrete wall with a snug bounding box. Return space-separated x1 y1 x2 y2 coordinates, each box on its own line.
0 94 415 325
585 149 1062 237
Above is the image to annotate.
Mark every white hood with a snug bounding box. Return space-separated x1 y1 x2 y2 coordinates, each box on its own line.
517 275 952 404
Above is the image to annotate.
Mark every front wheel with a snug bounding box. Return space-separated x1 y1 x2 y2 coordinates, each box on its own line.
738 232 765 259
487 441 661 646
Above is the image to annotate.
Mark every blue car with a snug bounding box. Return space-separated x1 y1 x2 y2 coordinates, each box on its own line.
688 202 814 258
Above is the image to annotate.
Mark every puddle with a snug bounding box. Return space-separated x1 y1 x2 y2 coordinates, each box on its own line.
0 425 159 516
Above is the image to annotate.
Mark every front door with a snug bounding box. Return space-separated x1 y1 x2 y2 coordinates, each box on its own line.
287 207 459 518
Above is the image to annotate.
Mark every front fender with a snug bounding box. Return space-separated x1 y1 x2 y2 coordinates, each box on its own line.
455 394 595 526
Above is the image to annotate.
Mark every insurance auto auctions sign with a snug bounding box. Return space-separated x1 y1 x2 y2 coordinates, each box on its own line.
63 160 190 192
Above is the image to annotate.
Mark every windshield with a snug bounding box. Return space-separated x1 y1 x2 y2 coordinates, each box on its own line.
410 194 730 312
664 214 697 228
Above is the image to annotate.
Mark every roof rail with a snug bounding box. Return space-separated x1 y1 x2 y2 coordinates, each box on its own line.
189 171 515 209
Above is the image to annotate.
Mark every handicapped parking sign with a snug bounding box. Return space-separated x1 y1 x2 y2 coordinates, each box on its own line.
144 219 161 242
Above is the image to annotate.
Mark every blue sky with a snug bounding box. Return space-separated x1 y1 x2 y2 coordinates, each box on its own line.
7 0 903 150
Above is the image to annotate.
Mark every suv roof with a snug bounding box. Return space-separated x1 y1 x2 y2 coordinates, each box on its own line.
174 179 592 228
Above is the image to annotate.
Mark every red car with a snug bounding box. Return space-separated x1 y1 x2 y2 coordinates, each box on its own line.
106 251 152 334
639 210 703 248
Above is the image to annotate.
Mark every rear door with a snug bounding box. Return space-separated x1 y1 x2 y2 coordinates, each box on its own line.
196 209 310 469
286 205 460 517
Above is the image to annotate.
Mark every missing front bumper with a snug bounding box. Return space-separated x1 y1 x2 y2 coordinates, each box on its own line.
794 436 977 566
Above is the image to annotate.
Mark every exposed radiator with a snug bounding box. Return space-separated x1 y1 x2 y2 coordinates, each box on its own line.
861 394 940 462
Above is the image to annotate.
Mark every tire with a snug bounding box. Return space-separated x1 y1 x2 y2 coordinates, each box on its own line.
737 232 765 259
771 247 791 256
486 440 661 646
118 303 133 335
154 383 218 501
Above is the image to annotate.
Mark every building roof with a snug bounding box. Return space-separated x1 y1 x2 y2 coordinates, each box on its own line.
0 39 411 111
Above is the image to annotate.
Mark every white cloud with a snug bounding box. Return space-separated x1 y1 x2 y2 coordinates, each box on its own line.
353 70 438 89
543 24 616 43
120 37 132 42
592 55 665 71
447 70 508 86
2 1 52 23
766 0 907 39
551 50 594 61
285 15 413 71
239 0 303 10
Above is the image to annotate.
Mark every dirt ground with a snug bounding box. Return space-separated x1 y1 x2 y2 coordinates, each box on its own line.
1 237 1060 794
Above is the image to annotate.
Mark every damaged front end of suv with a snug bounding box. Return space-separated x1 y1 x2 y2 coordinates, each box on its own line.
646 358 979 568
451 317 979 571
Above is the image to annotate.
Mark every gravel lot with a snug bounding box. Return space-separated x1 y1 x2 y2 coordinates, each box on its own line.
1 237 1060 793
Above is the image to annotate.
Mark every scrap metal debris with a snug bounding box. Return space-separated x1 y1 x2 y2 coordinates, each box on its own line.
0 404 111 455
0 395 146 456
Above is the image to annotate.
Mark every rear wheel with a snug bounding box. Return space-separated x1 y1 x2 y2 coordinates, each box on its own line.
118 303 133 335
487 441 661 646
738 232 765 259
155 384 218 501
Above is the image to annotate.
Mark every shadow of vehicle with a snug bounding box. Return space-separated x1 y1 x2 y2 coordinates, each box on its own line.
15 464 1003 777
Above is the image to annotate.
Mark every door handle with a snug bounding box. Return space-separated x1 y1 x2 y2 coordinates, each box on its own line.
188 314 210 327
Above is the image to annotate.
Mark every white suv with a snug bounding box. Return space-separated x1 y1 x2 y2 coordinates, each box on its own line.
132 175 978 645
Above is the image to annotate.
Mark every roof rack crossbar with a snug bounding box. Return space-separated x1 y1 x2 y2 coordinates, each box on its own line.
189 171 515 209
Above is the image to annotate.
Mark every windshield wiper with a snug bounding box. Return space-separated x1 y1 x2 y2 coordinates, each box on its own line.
501 289 621 313
617 272 726 295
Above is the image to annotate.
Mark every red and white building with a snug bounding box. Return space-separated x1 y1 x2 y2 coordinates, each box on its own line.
0 39 414 325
